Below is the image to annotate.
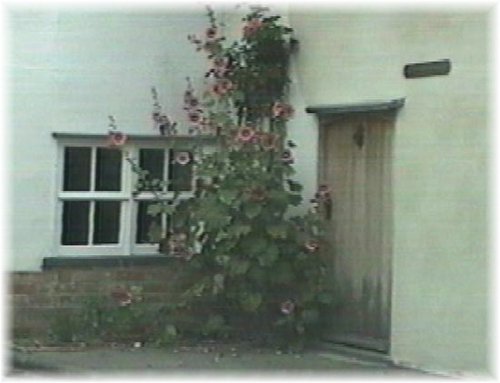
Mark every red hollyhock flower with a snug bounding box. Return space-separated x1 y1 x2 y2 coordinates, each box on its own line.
236 126 256 143
280 299 295 315
108 131 127 148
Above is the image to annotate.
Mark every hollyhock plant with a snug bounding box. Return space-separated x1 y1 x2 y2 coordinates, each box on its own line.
116 6 333 348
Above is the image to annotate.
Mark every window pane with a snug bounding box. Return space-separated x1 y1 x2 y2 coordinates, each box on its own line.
95 148 122 191
136 201 162 244
139 149 165 190
63 147 91 191
62 201 90 245
93 201 121 244
168 149 193 191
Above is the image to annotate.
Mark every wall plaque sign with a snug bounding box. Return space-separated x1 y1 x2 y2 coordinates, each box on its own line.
404 59 451 79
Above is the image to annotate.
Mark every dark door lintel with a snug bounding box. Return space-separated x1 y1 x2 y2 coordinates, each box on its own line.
306 98 405 116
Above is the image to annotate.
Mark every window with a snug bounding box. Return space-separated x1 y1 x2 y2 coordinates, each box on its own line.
55 135 211 257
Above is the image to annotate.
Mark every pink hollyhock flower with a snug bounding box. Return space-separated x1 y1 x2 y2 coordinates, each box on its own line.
281 149 294 164
304 240 320 253
206 27 217 40
248 186 267 202
260 133 279 151
280 300 295 315
188 111 202 124
175 151 191 166
212 57 229 76
111 288 133 307
212 79 233 96
220 79 233 93
152 111 162 123
237 126 256 143
108 131 127 148
243 18 263 38
272 102 294 120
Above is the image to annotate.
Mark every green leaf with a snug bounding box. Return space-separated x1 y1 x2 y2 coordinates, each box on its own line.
287 179 303 192
232 90 245 103
212 273 225 295
240 292 262 312
274 262 294 284
267 224 288 239
258 243 279 266
227 224 251 238
147 203 163 216
301 309 319 324
147 222 162 243
219 188 239 205
317 291 334 304
165 324 177 337
147 203 175 216
244 203 262 219
230 259 250 275
288 193 302 206
204 315 225 334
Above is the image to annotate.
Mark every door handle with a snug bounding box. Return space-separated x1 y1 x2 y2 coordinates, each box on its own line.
324 198 332 220
316 184 332 220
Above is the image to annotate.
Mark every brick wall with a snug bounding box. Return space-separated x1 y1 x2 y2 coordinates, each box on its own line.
10 264 192 342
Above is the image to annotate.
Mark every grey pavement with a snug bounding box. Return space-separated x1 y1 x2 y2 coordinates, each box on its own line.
8 343 442 378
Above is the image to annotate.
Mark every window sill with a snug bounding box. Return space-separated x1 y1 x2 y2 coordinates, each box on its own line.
42 255 176 270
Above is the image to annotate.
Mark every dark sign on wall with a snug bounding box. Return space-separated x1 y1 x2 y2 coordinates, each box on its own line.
404 59 451 79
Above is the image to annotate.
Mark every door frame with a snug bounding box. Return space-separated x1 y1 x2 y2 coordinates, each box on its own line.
308 99 405 354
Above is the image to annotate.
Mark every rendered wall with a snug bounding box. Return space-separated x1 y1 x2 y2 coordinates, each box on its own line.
9 10 209 271
9 6 491 375
287 10 490 375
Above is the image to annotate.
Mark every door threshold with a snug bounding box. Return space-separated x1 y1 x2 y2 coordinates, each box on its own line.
316 341 392 366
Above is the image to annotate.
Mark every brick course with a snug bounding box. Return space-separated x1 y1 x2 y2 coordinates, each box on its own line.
10 264 190 341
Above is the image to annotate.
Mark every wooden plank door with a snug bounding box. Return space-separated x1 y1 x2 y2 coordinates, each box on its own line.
319 112 394 353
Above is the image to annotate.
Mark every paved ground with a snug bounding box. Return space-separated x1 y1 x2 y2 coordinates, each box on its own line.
8 343 441 378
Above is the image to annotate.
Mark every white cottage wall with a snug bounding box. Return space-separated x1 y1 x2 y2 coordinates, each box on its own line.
9 10 209 271
9 7 491 375
287 10 490 375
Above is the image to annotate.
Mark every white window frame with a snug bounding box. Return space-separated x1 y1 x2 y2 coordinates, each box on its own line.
54 134 213 257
